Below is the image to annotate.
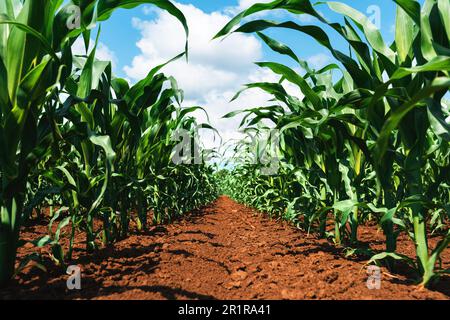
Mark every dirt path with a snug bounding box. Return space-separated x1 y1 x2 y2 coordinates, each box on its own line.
1 196 449 300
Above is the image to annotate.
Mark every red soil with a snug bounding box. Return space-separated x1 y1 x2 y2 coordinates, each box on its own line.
0 196 449 300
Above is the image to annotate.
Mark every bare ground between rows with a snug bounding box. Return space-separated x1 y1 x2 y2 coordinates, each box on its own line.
0 196 449 300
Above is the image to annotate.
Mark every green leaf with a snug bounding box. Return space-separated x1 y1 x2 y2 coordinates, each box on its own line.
391 56 450 80
89 134 116 162
368 252 416 268
33 235 52 247
437 0 450 42
393 0 421 25
376 77 450 161
327 2 396 63
395 4 417 64
256 61 321 107
420 0 437 61
333 199 356 212
213 0 325 39
257 32 301 65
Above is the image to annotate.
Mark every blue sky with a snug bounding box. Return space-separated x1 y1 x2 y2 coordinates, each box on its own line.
98 0 398 78
83 0 400 148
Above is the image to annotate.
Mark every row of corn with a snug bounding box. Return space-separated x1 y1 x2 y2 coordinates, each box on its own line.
0 0 218 287
215 0 450 288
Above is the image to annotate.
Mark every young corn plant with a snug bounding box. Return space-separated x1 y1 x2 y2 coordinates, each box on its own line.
0 0 74 287
0 0 190 287
215 0 450 286
223 38 369 245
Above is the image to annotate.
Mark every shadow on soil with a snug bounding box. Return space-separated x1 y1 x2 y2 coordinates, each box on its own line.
267 231 450 298
1 199 448 299
0 202 220 300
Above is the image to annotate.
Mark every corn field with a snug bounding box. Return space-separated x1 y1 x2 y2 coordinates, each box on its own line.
0 0 449 297
0 0 218 287
215 0 450 287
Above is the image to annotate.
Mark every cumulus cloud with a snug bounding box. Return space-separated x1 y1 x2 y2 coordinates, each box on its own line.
187 88 274 150
123 2 272 151
72 38 118 68
124 4 262 97
390 23 396 34
141 5 159 16
96 43 118 66
123 1 309 158
307 53 331 70
231 0 273 13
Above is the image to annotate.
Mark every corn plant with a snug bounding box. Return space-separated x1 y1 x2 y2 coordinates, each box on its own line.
0 0 191 287
215 0 450 286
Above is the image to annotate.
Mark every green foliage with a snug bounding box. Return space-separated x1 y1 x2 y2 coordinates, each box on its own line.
216 0 449 287
0 0 217 287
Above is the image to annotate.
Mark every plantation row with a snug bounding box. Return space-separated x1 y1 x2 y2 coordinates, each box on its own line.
216 0 450 287
0 0 218 287
0 0 449 292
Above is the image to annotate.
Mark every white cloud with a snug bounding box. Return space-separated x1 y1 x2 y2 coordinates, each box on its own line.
72 38 118 68
184 67 304 155
142 5 159 16
124 4 263 98
124 2 273 154
96 43 118 66
390 23 396 34
297 14 316 23
296 10 326 24
236 0 273 12
186 87 276 151
307 53 331 70
122 1 309 159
